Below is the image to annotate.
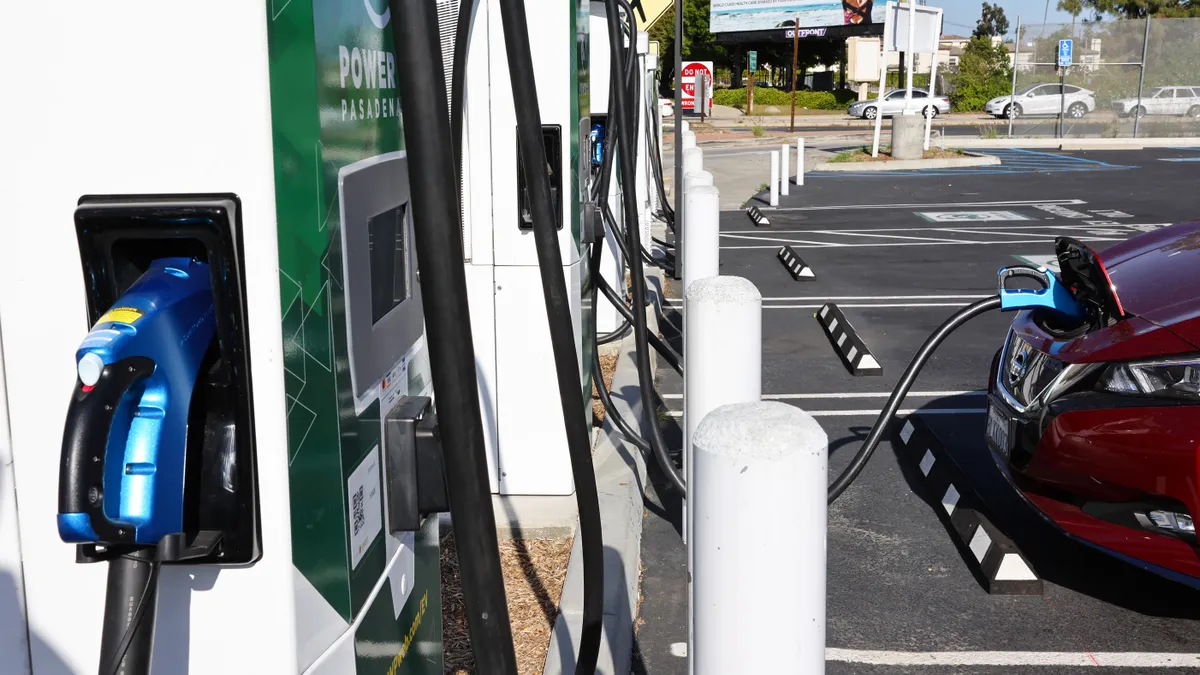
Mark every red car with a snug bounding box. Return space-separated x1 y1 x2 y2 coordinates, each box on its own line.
987 222 1200 584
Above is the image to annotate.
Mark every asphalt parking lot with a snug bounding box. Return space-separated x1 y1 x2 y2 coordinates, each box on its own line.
635 147 1200 674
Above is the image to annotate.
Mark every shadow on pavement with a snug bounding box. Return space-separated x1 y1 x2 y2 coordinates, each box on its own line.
897 399 1200 619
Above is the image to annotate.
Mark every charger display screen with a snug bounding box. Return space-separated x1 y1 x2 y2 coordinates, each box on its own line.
367 203 410 324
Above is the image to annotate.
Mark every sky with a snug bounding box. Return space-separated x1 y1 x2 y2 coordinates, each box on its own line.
941 0 1078 38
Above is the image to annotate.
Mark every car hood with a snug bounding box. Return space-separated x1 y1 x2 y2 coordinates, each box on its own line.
1099 219 1200 346
849 99 877 106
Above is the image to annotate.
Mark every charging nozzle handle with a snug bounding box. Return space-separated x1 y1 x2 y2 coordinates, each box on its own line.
997 265 1085 319
59 357 156 542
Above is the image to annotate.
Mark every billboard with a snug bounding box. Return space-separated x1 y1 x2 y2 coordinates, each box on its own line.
710 0 887 34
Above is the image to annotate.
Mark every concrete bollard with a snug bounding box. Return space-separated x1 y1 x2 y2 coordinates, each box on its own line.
682 130 697 150
769 150 779 207
692 400 827 675
796 137 805 186
680 190 724 318
683 147 704 176
683 170 713 196
781 143 790 196
684 275 761 675
683 276 761 480
681 119 690 133
891 114 924 160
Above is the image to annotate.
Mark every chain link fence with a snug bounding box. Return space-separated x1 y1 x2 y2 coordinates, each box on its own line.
1007 18 1200 139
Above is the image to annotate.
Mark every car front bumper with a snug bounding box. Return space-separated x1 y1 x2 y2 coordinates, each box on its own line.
987 347 1200 581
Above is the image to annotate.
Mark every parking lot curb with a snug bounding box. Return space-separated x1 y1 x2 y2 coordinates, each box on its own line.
543 271 664 675
815 303 882 376
747 205 771 227
946 137 1200 150
898 416 1043 596
813 152 999 172
776 246 815 280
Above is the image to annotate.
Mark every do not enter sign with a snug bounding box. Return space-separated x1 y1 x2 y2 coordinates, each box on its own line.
681 61 713 112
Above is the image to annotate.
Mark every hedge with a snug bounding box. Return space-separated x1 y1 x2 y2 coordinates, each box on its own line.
713 87 857 110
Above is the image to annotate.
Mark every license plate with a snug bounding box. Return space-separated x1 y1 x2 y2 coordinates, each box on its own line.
986 404 1012 460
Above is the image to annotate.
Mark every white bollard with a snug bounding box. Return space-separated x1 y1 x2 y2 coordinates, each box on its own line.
683 276 761 479
682 170 713 196
680 188 723 312
684 276 761 675
796 137 805 186
693 401 827 675
780 143 790 196
683 147 704 176
769 150 779 207
682 130 697 150
681 119 690 133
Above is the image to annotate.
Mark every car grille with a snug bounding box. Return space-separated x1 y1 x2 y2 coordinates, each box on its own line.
1001 334 1066 407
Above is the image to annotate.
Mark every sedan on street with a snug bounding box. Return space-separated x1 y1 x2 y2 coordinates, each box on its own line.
985 83 1096 119
847 88 950 120
1111 86 1200 118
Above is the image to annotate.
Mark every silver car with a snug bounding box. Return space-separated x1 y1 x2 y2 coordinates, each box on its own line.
1111 86 1200 118
847 88 951 120
985 83 1096 119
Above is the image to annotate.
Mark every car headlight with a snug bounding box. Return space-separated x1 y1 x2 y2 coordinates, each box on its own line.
1097 358 1200 400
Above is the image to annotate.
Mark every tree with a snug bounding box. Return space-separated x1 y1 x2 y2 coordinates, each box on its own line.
648 0 727 93
1057 0 1200 17
951 35 1012 111
973 2 1011 37
647 0 723 64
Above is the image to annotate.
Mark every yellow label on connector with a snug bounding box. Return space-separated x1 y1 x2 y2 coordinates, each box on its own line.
96 306 143 326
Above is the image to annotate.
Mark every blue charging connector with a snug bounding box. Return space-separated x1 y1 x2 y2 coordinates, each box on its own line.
590 123 605 168
996 265 1085 320
58 257 216 546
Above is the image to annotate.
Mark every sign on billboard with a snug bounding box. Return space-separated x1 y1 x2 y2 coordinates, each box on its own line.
710 0 886 34
884 1 942 53
681 61 714 111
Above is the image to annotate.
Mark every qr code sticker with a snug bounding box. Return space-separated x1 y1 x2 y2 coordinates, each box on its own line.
352 486 365 535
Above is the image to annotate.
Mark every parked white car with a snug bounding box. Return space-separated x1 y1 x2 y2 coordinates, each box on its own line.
846 88 951 120
985 83 1096 119
659 98 674 118
1111 86 1200 118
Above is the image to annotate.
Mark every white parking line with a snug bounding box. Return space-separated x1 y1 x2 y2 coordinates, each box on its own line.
723 223 1167 235
666 408 984 418
812 229 977 244
826 648 1200 668
760 295 992 301
720 232 838 246
662 391 984 400
766 302 974 309
756 198 1087 212
721 237 1122 251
